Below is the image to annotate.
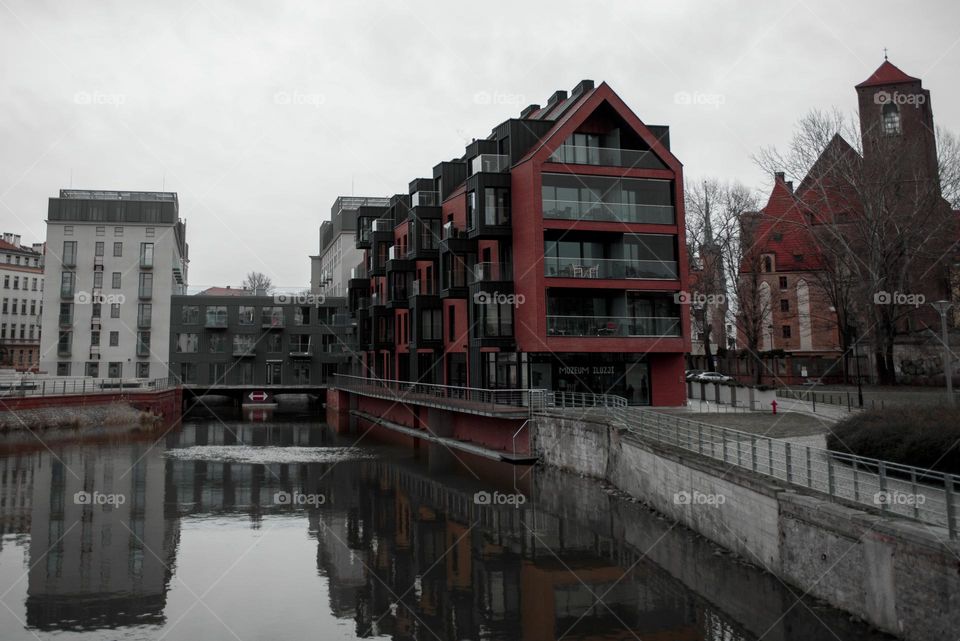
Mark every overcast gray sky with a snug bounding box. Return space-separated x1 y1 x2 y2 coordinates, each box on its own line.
2 0 958 287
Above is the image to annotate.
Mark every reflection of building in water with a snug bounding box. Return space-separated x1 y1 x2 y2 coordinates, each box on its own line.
0 453 36 542
26 444 178 631
304 460 727 641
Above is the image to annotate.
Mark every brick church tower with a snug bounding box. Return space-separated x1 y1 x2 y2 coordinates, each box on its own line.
855 58 939 193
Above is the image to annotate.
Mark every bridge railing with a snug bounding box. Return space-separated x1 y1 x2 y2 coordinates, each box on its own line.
0 376 176 398
333 374 547 415
609 406 958 539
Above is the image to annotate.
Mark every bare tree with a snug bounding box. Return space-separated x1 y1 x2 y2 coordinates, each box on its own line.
243 271 274 293
687 179 763 380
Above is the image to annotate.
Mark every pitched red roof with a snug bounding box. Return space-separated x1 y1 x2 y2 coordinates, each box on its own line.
197 286 251 296
743 176 823 273
856 60 919 88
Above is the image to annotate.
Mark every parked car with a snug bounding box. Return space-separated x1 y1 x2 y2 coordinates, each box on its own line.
694 371 734 383
684 369 706 381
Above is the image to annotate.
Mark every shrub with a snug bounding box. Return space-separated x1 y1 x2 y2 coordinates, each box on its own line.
827 407 960 475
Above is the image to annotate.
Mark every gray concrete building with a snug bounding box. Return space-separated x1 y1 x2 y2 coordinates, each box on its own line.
39 190 189 379
310 196 389 298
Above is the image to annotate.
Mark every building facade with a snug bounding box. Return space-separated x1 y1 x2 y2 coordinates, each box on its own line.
348 80 690 405
167 294 351 386
0 233 45 371
39 190 189 378
310 196 390 298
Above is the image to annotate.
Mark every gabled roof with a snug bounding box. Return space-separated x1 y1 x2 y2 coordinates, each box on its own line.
743 175 823 273
856 60 919 89
516 82 682 173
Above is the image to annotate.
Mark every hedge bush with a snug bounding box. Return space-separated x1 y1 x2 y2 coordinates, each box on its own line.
826 407 960 475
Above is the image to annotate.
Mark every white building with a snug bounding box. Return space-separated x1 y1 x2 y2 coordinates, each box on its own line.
39 190 188 379
310 196 388 298
0 233 45 371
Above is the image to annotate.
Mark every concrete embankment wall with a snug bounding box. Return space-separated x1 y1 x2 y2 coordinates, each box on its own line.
534 415 960 641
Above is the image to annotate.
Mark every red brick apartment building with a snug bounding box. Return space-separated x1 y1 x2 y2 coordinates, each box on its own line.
348 80 690 405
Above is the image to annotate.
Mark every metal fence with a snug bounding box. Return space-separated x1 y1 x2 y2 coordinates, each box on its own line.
333 374 547 416
0 376 175 398
618 407 958 539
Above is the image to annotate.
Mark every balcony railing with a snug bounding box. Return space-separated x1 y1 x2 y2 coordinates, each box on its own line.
549 145 664 169
546 315 681 337
470 154 509 174
411 279 435 297
442 221 466 239
544 257 679 280
412 190 439 207
58 313 73 327
542 199 674 225
472 262 512 283
370 293 382 307
350 265 367 279
372 219 392 233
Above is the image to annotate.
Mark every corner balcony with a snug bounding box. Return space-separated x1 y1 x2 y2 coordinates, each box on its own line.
542 199 675 225
544 257 678 280
470 154 509 175
439 221 474 254
546 315 681 337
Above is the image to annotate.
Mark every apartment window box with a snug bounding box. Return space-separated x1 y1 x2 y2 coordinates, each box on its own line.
466 174 512 240
406 218 440 260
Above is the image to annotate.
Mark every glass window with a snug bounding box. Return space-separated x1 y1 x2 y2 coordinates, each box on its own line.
181 305 200 324
208 333 227 353
136 362 150 378
62 241 76 265
110 303 120 318
238 306 255 325
95 241 104 257
109 331 119 346
138 273 153 298
175 333 199 353
112 272 121 288
205 305 227 326
139 243 154 267
113 242 123 257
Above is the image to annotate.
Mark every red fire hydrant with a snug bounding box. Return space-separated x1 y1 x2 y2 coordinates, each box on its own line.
771 399 778 415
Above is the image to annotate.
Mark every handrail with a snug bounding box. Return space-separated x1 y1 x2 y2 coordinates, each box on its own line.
0 376 176 398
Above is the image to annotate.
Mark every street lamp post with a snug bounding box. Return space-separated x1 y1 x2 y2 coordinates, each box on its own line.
931 300 954 407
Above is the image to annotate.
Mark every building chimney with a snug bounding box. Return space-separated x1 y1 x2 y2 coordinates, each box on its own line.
519 104 540 119
785 181 794 192
546 90 567 108
571 79 595 97
774 171 785 183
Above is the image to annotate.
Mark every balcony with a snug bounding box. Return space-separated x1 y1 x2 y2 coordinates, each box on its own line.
546 315 681 337
93 256 104 269
62 254 76 268
138 287 153 300
57 344 72 357
544 257 679 280
548 145 666 170
58 313 73 328
542 199 675 225
472 262 512 284
370 292 383 308
470 154 509 175
372 219 393 233
138 315 151 329
60 285 75 299
136 340 151 357
440 221 474 254
411 190 439 208
289 340 313 359
386 245 413 272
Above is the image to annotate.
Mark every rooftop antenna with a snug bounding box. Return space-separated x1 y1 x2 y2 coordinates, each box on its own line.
351 176 355 196
883 47 888 61
162 174 165 192
69 169 73 188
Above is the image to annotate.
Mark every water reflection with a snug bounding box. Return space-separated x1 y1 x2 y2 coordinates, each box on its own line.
0 421 893 641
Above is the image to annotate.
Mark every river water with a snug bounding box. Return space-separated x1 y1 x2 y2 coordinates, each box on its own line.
0 416 894 641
